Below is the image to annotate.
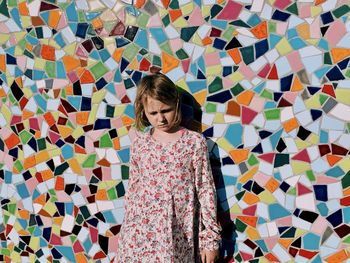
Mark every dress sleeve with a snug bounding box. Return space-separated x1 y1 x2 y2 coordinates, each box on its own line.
124 138 140 206
193 136 222 251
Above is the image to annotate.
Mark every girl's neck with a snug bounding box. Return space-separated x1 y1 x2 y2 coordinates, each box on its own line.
151 126 184 143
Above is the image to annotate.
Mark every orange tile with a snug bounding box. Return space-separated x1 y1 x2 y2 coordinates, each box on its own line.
57 125 73 138
43 112 56 126
76 111 89 125
135 0 146 8
41 170 54 181
0 88 6 97
227 100 241 116
48 10 60 28
202 37 213 46
229 149 249 164
343 187 350 196
62 56 81 72
122 116 134 126
169 9 182 22
326 154 342 167
41 44 55 61
331 48 350 63
239 166 258 184
227 48 241 64
113 138 120 150
65 85 74 95
237 216 257 227
283 117 299 132
92 17 103 29
291 75 303 91
265 253 279 262
236 90 255 106
18 209 30 219
75 254 88 263
75 144 86 154
162 52 179 74
24 156 36 170
18 2 29 16
315 0 326 4
243 192 259 205
34 194 46 205
113 48 124 63
251 21 267 39
325 250 349 263
96 189 108 200
161 0 170 8
15 77 23 88
193 89 207 106
55 176 65 191
265 178 279 192
35 150 50 164
80 69 95 84
5 133 20 149
0 54 6 72
297 24 310 40
68 158 82 174
279 238 293 249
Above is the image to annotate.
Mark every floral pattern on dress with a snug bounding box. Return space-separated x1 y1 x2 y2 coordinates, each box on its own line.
115 127 221 263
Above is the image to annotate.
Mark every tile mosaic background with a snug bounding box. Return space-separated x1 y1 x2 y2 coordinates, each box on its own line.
0 0 350 262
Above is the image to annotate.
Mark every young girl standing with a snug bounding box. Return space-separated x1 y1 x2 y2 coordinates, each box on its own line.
115 73 221 263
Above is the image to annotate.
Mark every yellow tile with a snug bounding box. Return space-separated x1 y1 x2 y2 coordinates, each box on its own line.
87 58 98 67
0 34 10 44
310 6 322 16
10 253 21 262
173 17 188 27
181 3 194 16
63 42 77 56
202 5 211 17
1 104 11 123
72 126 84 139
87 104 98 124
305 94 321 109
291 160 310 174
305 39 319 46
276 37 293 56
92 89 106 103
117 126 128 136
239 166 258 184
34 58 46 70
335 89 350 105
52 223 61 235
213 113 225 123
125 12 137 25
338 156 350 172
258 191 276 204
75 153 87 164
23 87 33 97
29 237 40 250
216 137 233 153
246 226 261 240
176 79 190 93
207 65 222 75
114 105 126 116
295 138 312 150
229 71 244 82
229 203 241 214
48 148 61 158
21 16 32 28
308 134 319 145
295 228 307 237
43 202 57 216
192 34 203 46
99 180 118 189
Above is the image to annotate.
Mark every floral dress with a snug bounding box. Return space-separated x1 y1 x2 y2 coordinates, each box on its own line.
115 127 221 263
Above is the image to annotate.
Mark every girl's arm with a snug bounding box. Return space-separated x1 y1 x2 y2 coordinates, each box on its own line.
193 136 222 252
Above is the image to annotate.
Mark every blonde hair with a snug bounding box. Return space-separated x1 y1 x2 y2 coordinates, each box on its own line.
134 73 181 131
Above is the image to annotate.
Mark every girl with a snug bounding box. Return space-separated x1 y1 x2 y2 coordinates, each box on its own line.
115 73 221 263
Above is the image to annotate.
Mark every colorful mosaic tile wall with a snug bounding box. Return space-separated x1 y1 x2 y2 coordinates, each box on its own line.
0 0 350 262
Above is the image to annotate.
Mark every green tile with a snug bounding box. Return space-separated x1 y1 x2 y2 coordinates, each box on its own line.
122 165 129 180
0 0 10 17
175 48 189 59
107 188 117 200
82 154 96 168
46 61 56 78
123 43 139 61
247 154 259 166
37 138 46 150
345 69 350 78
274 153 289 167
324 52 332 64
8 203 16 214
342 170 350 189
319 94 328 105
76 214 84 224
153 55 161 66
286 2 298 15
14 160 23 172
261 89 273 100
287 187 296 195
208 77 223 93
230 83 244 96
306 170 316 182
240 46 254 65
160 42 173 55
268 21 276 33
236 190 245 201
162 14 170 27
332 4 350 18
90 62 108 80
137 13 150 28
205 102 216 113
264 109 280 120
343 235 350 244
235 218 247 232
100 134 112 148
19 130 32 144
222 26 235 41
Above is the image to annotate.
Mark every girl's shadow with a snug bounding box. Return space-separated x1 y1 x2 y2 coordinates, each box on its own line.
179 88 237 262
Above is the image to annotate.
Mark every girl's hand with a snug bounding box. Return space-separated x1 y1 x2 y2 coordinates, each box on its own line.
200 249 219 263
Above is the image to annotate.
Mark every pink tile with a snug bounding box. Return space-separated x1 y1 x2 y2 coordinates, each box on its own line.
287 51 303 72
188 6 206 26
276 22 288 35
310 216 328 235
299 4 311 18
239 62 255 80
310 17 321 39
147 14 163 27
325 20 347 47
253 172 270 185
205 52 220 66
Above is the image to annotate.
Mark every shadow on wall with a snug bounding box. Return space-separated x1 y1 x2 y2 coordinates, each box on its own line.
178 88 238 262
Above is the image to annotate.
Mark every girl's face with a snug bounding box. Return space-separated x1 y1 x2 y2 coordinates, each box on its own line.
143 96 177 133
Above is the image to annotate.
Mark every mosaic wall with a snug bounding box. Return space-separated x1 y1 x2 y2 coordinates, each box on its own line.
0 0 350 262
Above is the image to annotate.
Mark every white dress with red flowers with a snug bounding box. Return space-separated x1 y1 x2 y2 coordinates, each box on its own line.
115 127 221 263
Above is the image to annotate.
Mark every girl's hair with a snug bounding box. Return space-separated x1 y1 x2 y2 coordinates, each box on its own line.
134 73 181 130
